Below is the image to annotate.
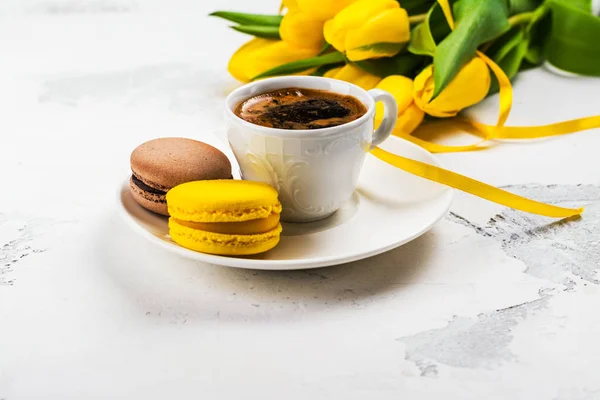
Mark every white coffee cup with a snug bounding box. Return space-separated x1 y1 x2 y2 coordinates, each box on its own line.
225 76 398 223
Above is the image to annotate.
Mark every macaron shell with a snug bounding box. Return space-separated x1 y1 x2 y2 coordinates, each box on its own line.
129 177 168 215
167 180 282 223
168 218 282 255
130 137 232 190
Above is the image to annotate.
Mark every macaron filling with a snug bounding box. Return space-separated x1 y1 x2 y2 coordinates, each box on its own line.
172 213 280 235
131 174 167 195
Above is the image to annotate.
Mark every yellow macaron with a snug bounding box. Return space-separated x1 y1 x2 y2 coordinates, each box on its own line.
166 180 282 256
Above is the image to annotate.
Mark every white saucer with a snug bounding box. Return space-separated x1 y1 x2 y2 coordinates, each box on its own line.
117 136 453 270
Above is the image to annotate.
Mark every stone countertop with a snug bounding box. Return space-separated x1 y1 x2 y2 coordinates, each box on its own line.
1 1 599 399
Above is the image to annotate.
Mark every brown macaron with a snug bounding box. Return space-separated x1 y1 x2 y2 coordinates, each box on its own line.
130 137 232 215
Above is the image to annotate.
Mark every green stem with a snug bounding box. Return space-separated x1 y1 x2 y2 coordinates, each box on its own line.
409 13 427 25
480 41 494 53
508 11 534 26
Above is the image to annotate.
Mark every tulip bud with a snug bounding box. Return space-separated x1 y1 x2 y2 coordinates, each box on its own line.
280 10 325 49
324 64 381 90
414 58 491 118
296 0 358 21
323 0 410 61
374 75 425 135
228 38 321 82
281 0 300 11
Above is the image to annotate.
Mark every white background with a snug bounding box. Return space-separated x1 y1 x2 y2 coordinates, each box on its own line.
1 1 600 399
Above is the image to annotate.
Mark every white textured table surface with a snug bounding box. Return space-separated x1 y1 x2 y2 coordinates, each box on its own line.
1 1 600 399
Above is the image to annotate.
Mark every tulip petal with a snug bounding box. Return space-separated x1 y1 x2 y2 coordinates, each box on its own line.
333 0 398 28
280 11 324 49
297 0 358 21
413 58 491 118
345 8 410 61
375 75 414 120
346 42 406 62
413 65 439 114
429 58 490 116
228 38 320 82
393 103 425 135
323 0 400 54
323 66 342 78
324 64 381 90
282 0 300 11
374 76 424 135
228 38 270 82
323 19 346 55
375 102 424 135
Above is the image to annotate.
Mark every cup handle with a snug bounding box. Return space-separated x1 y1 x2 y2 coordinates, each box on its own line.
367 89 398 150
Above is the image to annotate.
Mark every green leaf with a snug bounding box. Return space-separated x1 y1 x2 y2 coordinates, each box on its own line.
518 59 538 72
231 25 281 39
354 53 429 77
432 0 510 97
409 6 438 56
524 6 551 64
545 1 600 75
507 0 543 14
548 0 591 13
351 42 406 55
487 26 525 62
410 24 436 57
487 27 529 92
311 63 345 77
408 3 452 56
429 3 454 42
399 0 437 15
498 39 528 78
318 42 332 56
252 52 346 80
209 11 283 26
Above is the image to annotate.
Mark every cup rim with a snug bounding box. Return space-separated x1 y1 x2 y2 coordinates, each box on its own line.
224 76 376 138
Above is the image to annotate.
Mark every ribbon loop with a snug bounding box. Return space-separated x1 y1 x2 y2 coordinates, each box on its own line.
368 0 586 217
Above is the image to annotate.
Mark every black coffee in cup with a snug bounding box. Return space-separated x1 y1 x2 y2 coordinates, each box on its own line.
234 87 367 130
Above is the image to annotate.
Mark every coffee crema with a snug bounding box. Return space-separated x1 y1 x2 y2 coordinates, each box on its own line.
234 87 367 130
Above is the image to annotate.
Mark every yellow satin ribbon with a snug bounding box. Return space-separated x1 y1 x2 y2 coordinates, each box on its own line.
408 115 600 153
370 0 586 218
407 0 600 153
371 147 583 218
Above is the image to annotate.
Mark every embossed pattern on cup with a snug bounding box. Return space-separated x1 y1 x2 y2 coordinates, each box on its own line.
228 121 370 222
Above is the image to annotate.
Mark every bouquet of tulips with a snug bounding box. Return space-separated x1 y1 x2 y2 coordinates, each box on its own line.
212 0 600 152
211 0 600 218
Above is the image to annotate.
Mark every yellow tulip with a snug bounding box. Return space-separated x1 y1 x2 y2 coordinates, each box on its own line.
375 75 413 118
414 58 491 118
295 0 358 21
228 38 320 82
395 103 425 135
374 75 425 135
323 0 410 61
280 10 325 49
324 64 381 90
281 0 299 11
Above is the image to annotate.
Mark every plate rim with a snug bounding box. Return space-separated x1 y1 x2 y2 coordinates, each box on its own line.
116 137 454 270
